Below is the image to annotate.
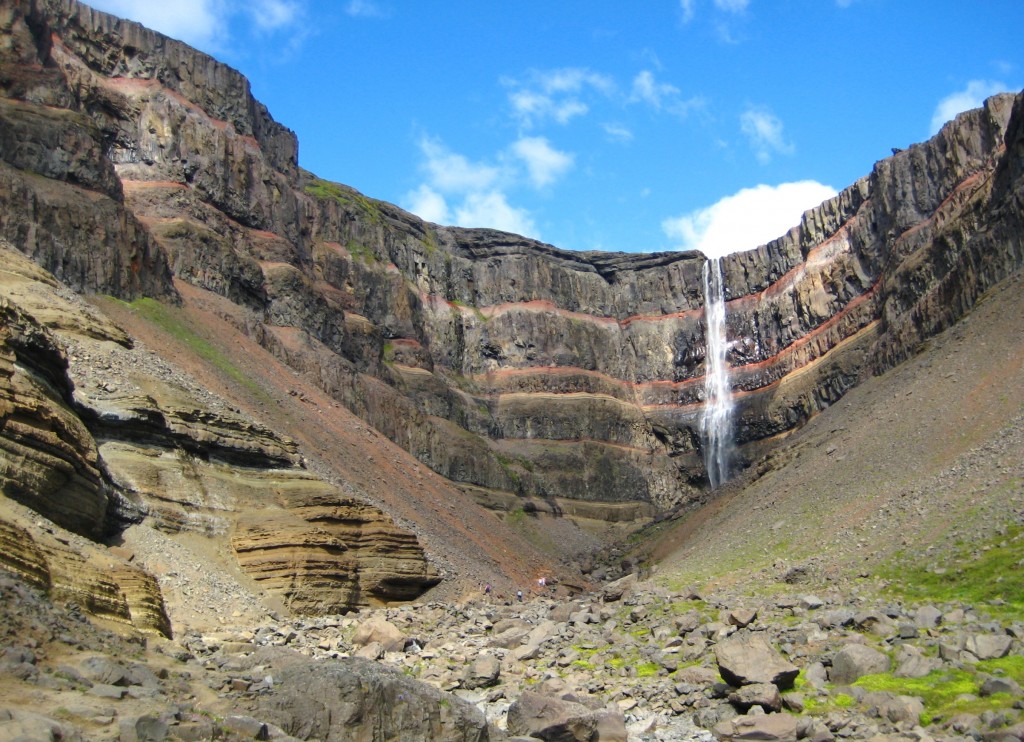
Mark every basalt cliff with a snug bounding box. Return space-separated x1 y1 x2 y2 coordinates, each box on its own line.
1 0 1024 633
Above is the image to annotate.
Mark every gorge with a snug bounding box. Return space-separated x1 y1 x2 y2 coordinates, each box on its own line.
1 2 1024 739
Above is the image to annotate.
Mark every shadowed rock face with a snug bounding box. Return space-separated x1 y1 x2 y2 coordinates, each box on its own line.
2 0 1022 532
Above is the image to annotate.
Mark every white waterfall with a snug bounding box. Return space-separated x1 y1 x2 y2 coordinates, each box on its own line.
701 256 733 488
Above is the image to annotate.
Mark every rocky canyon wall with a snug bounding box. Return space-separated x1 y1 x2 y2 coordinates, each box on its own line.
2 0 1023 556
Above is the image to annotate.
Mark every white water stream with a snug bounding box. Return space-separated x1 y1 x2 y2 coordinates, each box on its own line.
701 256 733 488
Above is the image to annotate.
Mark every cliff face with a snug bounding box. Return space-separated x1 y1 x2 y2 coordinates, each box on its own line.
1 0 1023 616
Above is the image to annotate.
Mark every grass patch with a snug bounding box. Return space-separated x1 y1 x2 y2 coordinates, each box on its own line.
853 668 1017 724
636 662 660 678
880 523 1024 617
305 178 383 226
506 507 527 525
977 655 1024 685
571 659 596 671
128 298 270 402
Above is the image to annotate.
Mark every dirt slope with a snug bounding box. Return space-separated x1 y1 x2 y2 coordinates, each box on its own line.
93 282 597 603
640 270 1024 592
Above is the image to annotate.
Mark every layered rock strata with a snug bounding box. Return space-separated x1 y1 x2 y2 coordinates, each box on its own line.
0 239 440 629
1 0 1022 532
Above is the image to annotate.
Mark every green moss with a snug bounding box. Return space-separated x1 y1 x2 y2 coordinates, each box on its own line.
880 523 1024 618
833 693 855 708
607 657 626 670
977 655 1024 685
128 298 270 403
853 668 1017 723
636 662 660 678
571 659 596 671
345 239 377 264
305 178 383 226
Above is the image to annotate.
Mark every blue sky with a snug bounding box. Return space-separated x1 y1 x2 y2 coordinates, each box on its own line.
86 1 1024 257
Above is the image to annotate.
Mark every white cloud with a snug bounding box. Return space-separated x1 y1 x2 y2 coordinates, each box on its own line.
345 0 389 18
679 0 696 23
85 0 227 49
603 123 634 143
630 70 679 109
418 136 501 194
504 67 614 127
510 137 574 188
249 0 299 29
740 107 794 164
662 181 838 258
629 70 704 118
455 192 537 238
406 136 542 238
930 80 1009 135
403 184 449 224
714 0 749 11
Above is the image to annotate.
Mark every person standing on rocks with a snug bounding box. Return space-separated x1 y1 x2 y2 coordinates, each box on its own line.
516 589 523 602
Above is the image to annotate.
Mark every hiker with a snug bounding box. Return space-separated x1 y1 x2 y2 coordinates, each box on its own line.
516 589 523 602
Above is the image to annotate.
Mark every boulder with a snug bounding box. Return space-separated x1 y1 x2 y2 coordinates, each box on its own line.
351 615 407 652
601 574 637 602
258 657 488 742
714 711 798 742
830 644 890 685
727 607 758 628
863 691 925 724
893 644 942 679
507 689 625 742
965 634 1013 660
728 682 783 712
463 654 501 690
913 604 943 628
714 632 800 689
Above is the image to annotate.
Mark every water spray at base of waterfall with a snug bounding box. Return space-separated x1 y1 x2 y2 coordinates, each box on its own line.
701 256 733 489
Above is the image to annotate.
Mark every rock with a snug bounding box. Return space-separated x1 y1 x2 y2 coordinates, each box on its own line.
463 654 501 690
713 711 798 742
222 715 270 740
914 605 943 628
714 632 800 689
119 714 170 741
894 644 942 679
863 691 925 724
728 682 783 712
80 656 131 686
88 683 128 699
980 675 1023 697
0 709 84 742
601 574 637 602
351 615 407 652
728 607 758 628
258 657 488 742
829 643 890 684
507 689 625 742
965 634 1013 660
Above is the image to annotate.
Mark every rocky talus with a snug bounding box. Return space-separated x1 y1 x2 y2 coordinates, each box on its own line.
2 0 1021 532
3 566 1024 741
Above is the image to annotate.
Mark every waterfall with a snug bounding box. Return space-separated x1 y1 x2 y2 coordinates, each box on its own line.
701 256 733 488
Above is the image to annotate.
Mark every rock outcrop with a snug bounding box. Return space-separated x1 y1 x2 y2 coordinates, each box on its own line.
0 237 439 630
1 0 1022 543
